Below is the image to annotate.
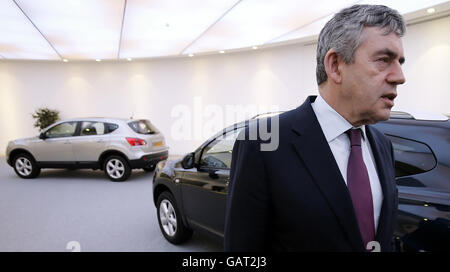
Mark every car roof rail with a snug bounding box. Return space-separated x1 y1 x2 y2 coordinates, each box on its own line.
390 110 449 121
251 111 284 119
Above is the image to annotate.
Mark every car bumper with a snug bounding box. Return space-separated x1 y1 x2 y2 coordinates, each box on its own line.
6 156 11 166
5 144 12 166
129 150 169 169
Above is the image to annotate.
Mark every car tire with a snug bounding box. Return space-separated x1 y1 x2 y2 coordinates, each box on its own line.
143 165 156 172
104 155 131 182
157 191 193 244
13 153 40 179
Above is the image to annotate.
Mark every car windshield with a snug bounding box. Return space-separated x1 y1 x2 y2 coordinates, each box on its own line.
128 120 158 134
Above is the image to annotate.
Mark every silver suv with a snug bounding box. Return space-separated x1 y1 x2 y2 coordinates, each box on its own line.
6 118 169 181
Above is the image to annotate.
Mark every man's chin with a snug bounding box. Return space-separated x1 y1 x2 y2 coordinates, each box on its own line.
365 109 391 125
374 110 391 123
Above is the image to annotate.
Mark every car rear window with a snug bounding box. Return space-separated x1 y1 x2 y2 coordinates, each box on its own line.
128 120 158 134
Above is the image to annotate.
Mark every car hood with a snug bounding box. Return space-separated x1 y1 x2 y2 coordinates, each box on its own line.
11 136 39 144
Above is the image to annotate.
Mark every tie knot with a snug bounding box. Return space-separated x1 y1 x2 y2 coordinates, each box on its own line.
346 128 362 146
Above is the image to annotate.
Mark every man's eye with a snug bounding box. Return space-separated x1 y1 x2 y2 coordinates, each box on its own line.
378 58 389 63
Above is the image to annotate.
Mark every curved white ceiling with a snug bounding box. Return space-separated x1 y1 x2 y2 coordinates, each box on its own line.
0 0 448 61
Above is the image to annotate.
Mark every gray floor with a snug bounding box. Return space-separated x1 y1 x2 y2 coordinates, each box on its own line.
0 156 223 252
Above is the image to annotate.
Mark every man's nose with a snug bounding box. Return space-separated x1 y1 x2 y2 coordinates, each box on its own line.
387 60 406 85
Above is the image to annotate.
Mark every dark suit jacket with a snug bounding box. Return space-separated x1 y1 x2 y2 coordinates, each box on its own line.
224 96 398 252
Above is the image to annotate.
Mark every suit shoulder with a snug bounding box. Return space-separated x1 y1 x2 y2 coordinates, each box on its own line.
243 108 298 137
271 107 303 132
278 107 300 123
367 125 392 152
368 125 388 141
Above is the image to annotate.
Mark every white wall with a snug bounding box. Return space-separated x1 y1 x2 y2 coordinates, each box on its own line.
1 16 449 156
397 16 450 114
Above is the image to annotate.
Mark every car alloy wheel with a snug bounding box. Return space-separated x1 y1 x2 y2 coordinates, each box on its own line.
16 157 32 176
156 191 193 244
13 154 40 179
159 199 177 237
106 159 125 179
104 155 131 181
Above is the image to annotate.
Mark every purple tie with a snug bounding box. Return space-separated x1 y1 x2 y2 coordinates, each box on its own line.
346 129 375 249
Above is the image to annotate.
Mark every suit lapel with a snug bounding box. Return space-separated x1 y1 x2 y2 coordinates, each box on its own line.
290 96 364 251
365 126 394 248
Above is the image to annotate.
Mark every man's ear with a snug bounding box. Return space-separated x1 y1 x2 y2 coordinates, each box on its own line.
324 49 343 84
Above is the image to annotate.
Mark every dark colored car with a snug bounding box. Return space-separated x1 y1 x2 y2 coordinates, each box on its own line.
373 111 450 251
152 111 450 251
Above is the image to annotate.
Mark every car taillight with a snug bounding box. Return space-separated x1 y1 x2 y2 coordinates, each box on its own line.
126 137 146 146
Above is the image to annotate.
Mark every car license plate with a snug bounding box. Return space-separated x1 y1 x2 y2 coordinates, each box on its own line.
153 141 163 147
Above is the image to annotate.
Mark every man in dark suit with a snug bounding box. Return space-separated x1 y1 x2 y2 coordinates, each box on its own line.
224 4 406 252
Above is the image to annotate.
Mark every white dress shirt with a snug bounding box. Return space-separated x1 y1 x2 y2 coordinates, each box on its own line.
311 94 383 232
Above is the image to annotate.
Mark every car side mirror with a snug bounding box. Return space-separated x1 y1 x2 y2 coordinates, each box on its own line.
181 152 195 169
39 132 47 140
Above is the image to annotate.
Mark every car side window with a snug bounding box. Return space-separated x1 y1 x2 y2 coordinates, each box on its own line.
387 135 437 179
45 122 77 138
200 128 242 169
80 121 106 136
106 123 119 133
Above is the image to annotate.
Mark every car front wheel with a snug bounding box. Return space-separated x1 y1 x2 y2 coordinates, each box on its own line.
157 191 192 244
104 155 131 181
13 154 40 179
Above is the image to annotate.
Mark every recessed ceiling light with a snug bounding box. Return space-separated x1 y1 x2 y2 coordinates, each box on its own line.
188 54 194 57
252 46 258 50
427 8 435 14
62 59 68 62
219 50 225 54
127 58 132 61
95 59 101 62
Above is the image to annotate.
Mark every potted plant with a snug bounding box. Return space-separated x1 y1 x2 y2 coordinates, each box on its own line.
32 107 60 131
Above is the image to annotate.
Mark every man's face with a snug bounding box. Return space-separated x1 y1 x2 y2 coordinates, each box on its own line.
339 26 405 124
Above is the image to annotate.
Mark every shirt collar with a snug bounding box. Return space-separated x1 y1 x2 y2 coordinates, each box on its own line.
311 94 367 143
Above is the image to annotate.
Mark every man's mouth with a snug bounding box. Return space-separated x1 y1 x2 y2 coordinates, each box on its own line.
381 93 397 100
381 93 396 107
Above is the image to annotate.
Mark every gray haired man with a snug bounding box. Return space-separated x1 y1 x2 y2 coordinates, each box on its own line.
224 4 405 251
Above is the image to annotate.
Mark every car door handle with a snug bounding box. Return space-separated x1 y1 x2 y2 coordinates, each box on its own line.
64 140 71 144
96 139 104 143
212 186 224 192
208 171 219 179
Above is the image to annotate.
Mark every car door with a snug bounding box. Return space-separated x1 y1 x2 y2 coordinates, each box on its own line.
32 121 78 162
387 135 450 251
180 128 241 236
71 121 111 162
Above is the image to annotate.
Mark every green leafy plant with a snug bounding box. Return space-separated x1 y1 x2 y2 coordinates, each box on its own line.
32 107 60 131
